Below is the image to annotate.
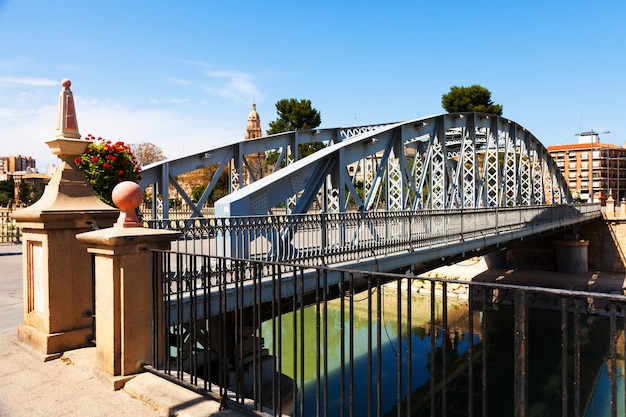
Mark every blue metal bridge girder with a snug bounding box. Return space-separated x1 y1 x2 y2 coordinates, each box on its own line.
138 113 571 219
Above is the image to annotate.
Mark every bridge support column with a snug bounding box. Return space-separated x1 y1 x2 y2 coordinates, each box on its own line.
556 238 589 274
76 182 179 385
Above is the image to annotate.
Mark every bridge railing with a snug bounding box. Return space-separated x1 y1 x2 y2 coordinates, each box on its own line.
145 204 600 265
150 251 626 417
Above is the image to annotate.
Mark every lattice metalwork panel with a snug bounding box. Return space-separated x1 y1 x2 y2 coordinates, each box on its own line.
461 126 477 208
364 156 377 207
484 126 499 208
325 176 340 213
531 142 544 204
230 161 240 192
411 147 425 209
542 150 554 204
429 135 446 209
503 126 518 207
387 157 402 211
518 135 532 206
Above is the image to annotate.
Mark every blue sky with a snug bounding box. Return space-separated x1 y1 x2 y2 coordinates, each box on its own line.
1 0 624 171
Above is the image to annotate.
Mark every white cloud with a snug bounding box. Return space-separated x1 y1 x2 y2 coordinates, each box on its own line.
0 76 57 86
73 99 243 162
149 98 190 104
0 103 58 170
0 96 242 172
163 78 192 86
203 70 261 102
0 107 15 117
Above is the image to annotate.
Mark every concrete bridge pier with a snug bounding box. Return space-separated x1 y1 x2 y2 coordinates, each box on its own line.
555 237 589 274
184 308 294 412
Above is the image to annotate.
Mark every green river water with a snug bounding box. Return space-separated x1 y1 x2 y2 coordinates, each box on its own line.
261 289 625 417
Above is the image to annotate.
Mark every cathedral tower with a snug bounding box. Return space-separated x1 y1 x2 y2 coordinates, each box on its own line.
244 102 265 182
245 101 263 139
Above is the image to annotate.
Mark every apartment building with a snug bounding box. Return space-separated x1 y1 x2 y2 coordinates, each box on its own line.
547 131 626 203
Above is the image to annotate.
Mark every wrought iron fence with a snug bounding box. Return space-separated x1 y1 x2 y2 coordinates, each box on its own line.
145 204 600 264
0 209 20 244
150 249 625 417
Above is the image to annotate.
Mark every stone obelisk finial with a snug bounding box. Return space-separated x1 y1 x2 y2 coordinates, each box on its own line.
55 79 81 139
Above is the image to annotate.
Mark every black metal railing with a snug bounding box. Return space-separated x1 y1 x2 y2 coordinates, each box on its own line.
0 209 20 244
150 250 625 417
145 204 601 264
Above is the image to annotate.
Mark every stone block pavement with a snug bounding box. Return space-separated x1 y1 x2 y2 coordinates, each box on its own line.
0 244 256 417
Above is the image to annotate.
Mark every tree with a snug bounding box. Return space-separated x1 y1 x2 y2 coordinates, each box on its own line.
17 182 33 205
75 134 141 206
267 98 323 160
0 179 14 206
129 142 166 167
267 98 322 134
441 85 503 115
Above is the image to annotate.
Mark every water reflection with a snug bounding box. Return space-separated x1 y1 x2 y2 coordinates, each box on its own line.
261 285 624 417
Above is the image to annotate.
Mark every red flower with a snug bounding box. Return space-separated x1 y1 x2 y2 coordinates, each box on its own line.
74 157 81 164
75 134 140 206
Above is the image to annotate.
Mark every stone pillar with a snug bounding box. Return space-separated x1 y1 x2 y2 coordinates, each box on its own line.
76 182 179 381
606 193 615 218
11 80 119 359
620 198 626 219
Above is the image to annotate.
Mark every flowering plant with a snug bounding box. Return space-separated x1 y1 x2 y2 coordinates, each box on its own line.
75 134 141 206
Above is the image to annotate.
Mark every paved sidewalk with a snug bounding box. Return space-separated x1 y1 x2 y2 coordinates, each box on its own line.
427 257 626 293
0 244 251 417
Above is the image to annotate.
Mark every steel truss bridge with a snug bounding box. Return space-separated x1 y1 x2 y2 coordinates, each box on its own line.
139 112 572 220
140 113 608 417
139 112 601 270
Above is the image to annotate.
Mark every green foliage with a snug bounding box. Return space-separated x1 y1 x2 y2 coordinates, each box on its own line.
31 183 44 203
0 179 13 195
0 179 14 206
267 98 322 135
441 85 503 115
17 183 29 204
191 184 207 203
17 182 43 205
75 134 141 206
267 98 324 163
298 141 325 160
0 192 10 206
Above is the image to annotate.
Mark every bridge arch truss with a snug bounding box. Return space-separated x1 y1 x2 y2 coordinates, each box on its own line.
138 112 570 219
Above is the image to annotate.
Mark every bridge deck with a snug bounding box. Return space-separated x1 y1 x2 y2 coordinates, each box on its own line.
162 204 601 323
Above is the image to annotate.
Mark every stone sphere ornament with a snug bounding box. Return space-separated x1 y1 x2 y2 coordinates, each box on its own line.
111 181 143 227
